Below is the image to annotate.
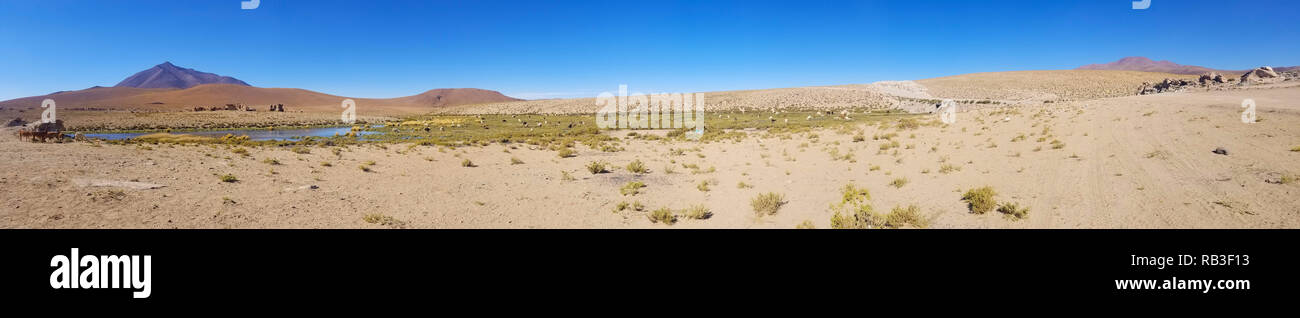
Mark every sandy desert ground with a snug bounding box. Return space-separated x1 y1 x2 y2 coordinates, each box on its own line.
2 73 1297 229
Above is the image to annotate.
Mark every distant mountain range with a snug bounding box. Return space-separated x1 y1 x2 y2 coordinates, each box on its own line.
0 62 521 115
1077 57 1298 75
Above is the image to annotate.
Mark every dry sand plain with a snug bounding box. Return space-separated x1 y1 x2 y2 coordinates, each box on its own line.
2 76 1298 229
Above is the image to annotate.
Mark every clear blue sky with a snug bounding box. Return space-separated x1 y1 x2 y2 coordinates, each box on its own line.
1 0 1297 101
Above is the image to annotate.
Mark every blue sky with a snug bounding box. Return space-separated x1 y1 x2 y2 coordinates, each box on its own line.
1 0 1297 101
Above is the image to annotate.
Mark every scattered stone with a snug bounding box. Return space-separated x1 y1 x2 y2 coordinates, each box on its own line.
1212 147 1229 156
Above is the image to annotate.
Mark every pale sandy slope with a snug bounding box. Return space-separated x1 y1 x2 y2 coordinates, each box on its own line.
1 86 1297 228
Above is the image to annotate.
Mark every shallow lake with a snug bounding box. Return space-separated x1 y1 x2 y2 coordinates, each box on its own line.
81 126 381 141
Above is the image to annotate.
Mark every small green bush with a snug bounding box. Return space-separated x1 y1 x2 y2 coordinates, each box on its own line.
620 181 646 196
961 186 998 214
997 202 1030 220
697 178 718 192
886 205 928 228
627 159 649 174
750 192 786 216
648 208 677 225
586 161 609 174
683 205 712 220
889 177 909 188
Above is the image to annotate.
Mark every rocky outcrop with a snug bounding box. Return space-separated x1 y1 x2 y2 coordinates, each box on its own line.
1138 78 1197 95
1198 72 1230 85
1240 66 1283 85
1139 66 1295 95
1285 71 1300 80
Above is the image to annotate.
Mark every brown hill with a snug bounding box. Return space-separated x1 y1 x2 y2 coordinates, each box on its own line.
1078 56 1299 75
0 85 521 116
1077 57 1220 75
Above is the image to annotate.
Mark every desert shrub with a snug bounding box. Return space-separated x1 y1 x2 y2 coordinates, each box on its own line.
896 118 920 130
831 203 883 229
627 159 649 174
830 183 885 229
886 205 928 228
796 220 816 229
262 158 281 165
750 192 786 216
359 165 372 172
736 181 753 189
1050 139 1066 149
363 160 376 166
586 161 609 174
320 161 333 167
561 170 576 181
889 177 909 188
1291 146 1300 152
961 186 998 214
648 208 677 225
840 183 871 203
997 202 1030 220
697 178 718 192
939 163 961 174
510 157 524 165
690 165 717 174
231 147 249 156
879 140 901 150
461 159 475 167
219 174 239 183
362 214 407 228
620 181 646 196
557 148 576 158
291 146 311 154
683 205 712 220
852 134 866 142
